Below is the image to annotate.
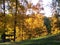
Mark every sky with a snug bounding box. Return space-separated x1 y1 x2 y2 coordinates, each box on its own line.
30 0 53 17
42 0 53 17
26 0 54 17
0 0 56 17
31 0 39 5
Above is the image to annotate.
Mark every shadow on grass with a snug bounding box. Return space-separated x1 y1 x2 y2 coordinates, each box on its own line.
0 33 60 45
15 33 60 45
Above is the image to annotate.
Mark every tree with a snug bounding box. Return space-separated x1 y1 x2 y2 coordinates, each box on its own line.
44 17 51 34
50 14 60 34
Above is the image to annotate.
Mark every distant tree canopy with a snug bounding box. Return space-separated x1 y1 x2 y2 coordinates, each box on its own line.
0 0 60 42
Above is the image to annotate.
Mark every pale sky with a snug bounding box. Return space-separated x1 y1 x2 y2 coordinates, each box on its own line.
31 0 39 5
2 0 55 17
32 0 52 17
42 0 53 17
27 0 53 17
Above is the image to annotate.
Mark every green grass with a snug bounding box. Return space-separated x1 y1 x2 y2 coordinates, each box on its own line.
0 33 60 45
15 34 60 45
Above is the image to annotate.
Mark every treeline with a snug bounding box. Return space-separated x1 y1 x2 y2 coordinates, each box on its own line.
0 13 60 41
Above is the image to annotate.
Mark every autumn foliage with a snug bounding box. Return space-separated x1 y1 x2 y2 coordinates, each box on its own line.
0 0 60 42
0 12 60 42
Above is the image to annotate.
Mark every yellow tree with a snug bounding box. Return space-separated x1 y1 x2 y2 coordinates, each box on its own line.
24 14 47 39
50 14 60 34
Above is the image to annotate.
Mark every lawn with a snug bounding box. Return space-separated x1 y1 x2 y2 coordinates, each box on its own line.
0 33 60 45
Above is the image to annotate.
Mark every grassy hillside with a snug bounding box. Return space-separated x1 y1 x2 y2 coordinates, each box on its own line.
0 33 60 45
15 34 60 45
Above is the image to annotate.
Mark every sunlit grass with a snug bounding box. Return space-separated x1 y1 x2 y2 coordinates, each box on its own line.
0 33 60 45
31 32 60 40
